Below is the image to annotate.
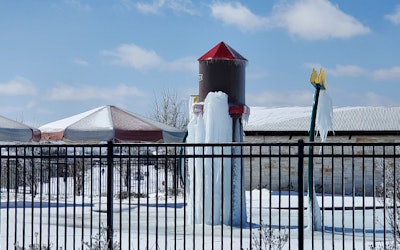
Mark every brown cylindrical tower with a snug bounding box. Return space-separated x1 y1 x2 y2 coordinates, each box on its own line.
198 41 247 105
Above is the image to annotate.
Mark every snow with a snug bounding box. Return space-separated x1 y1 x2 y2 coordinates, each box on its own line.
245 106 400 133
1 187 390 249
244 106 312 132
39 106 106 133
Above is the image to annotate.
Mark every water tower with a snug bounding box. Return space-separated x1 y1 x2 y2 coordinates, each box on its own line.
197 41 249 139
194 41 249 226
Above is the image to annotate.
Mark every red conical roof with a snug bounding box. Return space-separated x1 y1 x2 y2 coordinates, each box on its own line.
198 41 247 61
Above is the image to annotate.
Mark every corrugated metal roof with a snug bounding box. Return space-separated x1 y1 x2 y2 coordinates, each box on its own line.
244 106 400 132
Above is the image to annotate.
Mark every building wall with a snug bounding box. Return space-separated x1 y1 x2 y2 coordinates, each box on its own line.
243 134 400 195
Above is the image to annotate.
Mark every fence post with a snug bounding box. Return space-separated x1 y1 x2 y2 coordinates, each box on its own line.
298 139 304 250
107 141 114 250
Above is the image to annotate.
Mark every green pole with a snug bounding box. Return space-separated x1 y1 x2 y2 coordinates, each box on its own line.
308 83 321 229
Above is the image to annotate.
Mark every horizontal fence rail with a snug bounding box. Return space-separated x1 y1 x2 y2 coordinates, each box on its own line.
0 141 399 249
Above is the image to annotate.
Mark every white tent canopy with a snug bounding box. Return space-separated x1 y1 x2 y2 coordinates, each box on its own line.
39 105 186 143
0 115 41 142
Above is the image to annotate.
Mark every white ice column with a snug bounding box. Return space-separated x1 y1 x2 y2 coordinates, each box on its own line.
186 112 205 224
187 91 247 226
203 92 232 225
227 117 247 226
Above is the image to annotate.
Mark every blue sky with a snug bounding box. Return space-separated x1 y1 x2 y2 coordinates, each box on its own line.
1 0 400 127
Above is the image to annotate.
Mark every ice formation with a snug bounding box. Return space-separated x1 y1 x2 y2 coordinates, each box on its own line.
186 91 246 226
308 89 333 231
316 90 333 142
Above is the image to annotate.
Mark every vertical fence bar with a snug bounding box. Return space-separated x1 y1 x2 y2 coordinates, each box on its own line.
288 145 292 250
394 145 397 249
72 146 77 248
342 145 345 250
164 145 168 250
382 146 386 249
248 145 252 250
81 147 86 250
258 145 262 250
362 146 366 249
0 147 2 249
192 145 196 250
183 146 187 250
352 145 356 249
118 146 123 249
46 147 51 249
156 145 160 250
321 145 325 250
6 148 10 250
331 148 335 249
107 141 114 250
174 146 178 250
64 148 68 250
146 146 150 250
29 147 35 248
16 147 21 249
278 146 282 239
298 140 304 250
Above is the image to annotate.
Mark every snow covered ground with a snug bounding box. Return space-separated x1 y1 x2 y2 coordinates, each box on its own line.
1 188 390 249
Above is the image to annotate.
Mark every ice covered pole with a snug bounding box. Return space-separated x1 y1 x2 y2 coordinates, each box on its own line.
307 68 328 231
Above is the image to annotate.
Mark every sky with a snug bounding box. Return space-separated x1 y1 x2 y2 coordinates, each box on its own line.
1 0 400 127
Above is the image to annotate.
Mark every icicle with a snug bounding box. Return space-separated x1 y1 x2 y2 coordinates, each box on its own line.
316 90 333 142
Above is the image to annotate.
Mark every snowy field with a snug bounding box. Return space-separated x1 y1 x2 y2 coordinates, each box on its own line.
1 187 391 250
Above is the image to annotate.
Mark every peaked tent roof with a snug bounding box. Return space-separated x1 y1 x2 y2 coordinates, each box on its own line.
244 106 400 134
198 41 247 61
0 115 41 142
39 105 186 143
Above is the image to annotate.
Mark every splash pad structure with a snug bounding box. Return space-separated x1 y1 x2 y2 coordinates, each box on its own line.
186 42 249 226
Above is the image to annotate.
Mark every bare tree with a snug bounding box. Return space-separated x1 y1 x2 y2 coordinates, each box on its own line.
152 89 188 193
152 89 189 130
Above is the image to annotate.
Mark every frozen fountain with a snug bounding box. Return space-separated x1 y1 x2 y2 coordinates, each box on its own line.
187 42 249 226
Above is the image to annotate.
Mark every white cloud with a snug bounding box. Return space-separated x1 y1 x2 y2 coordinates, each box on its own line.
209 0 369 39
362 92 393 106
327 65 368 77
210 2 270 32
273 0 370 40
0 77 37 96
64 0 91 11
248 71 269 80
373 66 400 80
164 56 197 72
102 43 197 73
102 44 163 71
304 62 323 71
348 92 397 106
305 63 400 81
385 5 400 25
47 83 147 101
74 58 89 66
135 0 196 15
304 63 368 78
135 0 162 14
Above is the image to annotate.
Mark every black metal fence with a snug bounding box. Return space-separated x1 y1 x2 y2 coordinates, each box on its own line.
0 141 399 249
